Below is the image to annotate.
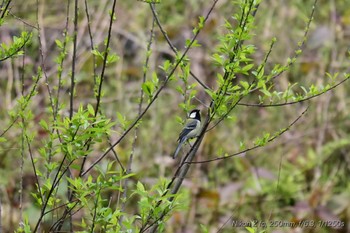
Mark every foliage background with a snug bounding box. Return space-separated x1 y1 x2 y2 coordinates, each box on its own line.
0 0 350 232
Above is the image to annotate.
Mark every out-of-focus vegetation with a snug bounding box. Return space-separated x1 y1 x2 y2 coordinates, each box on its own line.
0 0 350 232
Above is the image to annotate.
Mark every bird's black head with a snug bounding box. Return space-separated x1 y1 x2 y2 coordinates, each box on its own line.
189 109 201 121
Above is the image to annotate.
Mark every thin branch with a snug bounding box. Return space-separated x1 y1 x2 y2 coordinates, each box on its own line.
90 186 101 233
49 201 80 231
0 35 31 62
54 0 70 120
36 0 55 116
0 67 41 139
44 197 79 216
216 213 235 233
206 96 243 132
107 138 125 171
237 76 350 107
84 0 97 80
25 134 43 203
209 75 349 134
0 117 18 137
266 0 318 84
93 0 117 115
189 106 309 164
0 0 11 19
33 124 82 231
8 11 38 29
19 42 26 225
149 3 211 90
43 1 70 184
64 0 79 230
69 0 78 120
33 153 70 232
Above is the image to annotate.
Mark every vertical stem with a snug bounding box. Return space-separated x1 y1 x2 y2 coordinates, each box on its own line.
19 44 26 226
69 0 78 120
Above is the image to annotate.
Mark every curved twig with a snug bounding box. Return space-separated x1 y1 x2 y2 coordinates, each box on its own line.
189 106 309 164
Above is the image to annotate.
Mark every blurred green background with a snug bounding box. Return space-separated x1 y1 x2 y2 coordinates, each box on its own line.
0 0 350 232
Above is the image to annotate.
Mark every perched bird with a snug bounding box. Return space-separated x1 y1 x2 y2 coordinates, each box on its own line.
173 109 201 159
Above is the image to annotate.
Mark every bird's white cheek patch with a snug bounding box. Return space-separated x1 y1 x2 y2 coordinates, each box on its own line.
190 112 197 118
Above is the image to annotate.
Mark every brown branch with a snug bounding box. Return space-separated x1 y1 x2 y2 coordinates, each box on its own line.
69 0 79 120
0 0 11 19
238 76 350 107
189 106 309 164
149 3 211 90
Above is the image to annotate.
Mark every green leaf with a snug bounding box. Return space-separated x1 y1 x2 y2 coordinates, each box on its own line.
137 181 145 192
205 88 217 100
91 49 104 59
245 227 256 233
87 104 95 116
55 39 63 49
152 72 159 85
260 89 271 97
116 112 127 129
242 63 254 73
39 119 49 131
176 85 184 95
142 81 155 98
240 81 250 90
107 53 119 64
199 224 209 233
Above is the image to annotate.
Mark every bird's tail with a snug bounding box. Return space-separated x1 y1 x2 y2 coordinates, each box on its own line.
173 137 186 159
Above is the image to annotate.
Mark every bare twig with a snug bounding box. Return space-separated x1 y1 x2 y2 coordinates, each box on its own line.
54 0 70 121
149 3 211 90
266 0 318 84
19 40 26 225
84 0 97 81
7 11 38 29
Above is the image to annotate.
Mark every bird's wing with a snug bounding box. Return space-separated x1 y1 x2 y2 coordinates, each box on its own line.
178 120 198 141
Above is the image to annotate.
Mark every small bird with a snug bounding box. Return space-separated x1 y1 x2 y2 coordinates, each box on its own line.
173 109 201 159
